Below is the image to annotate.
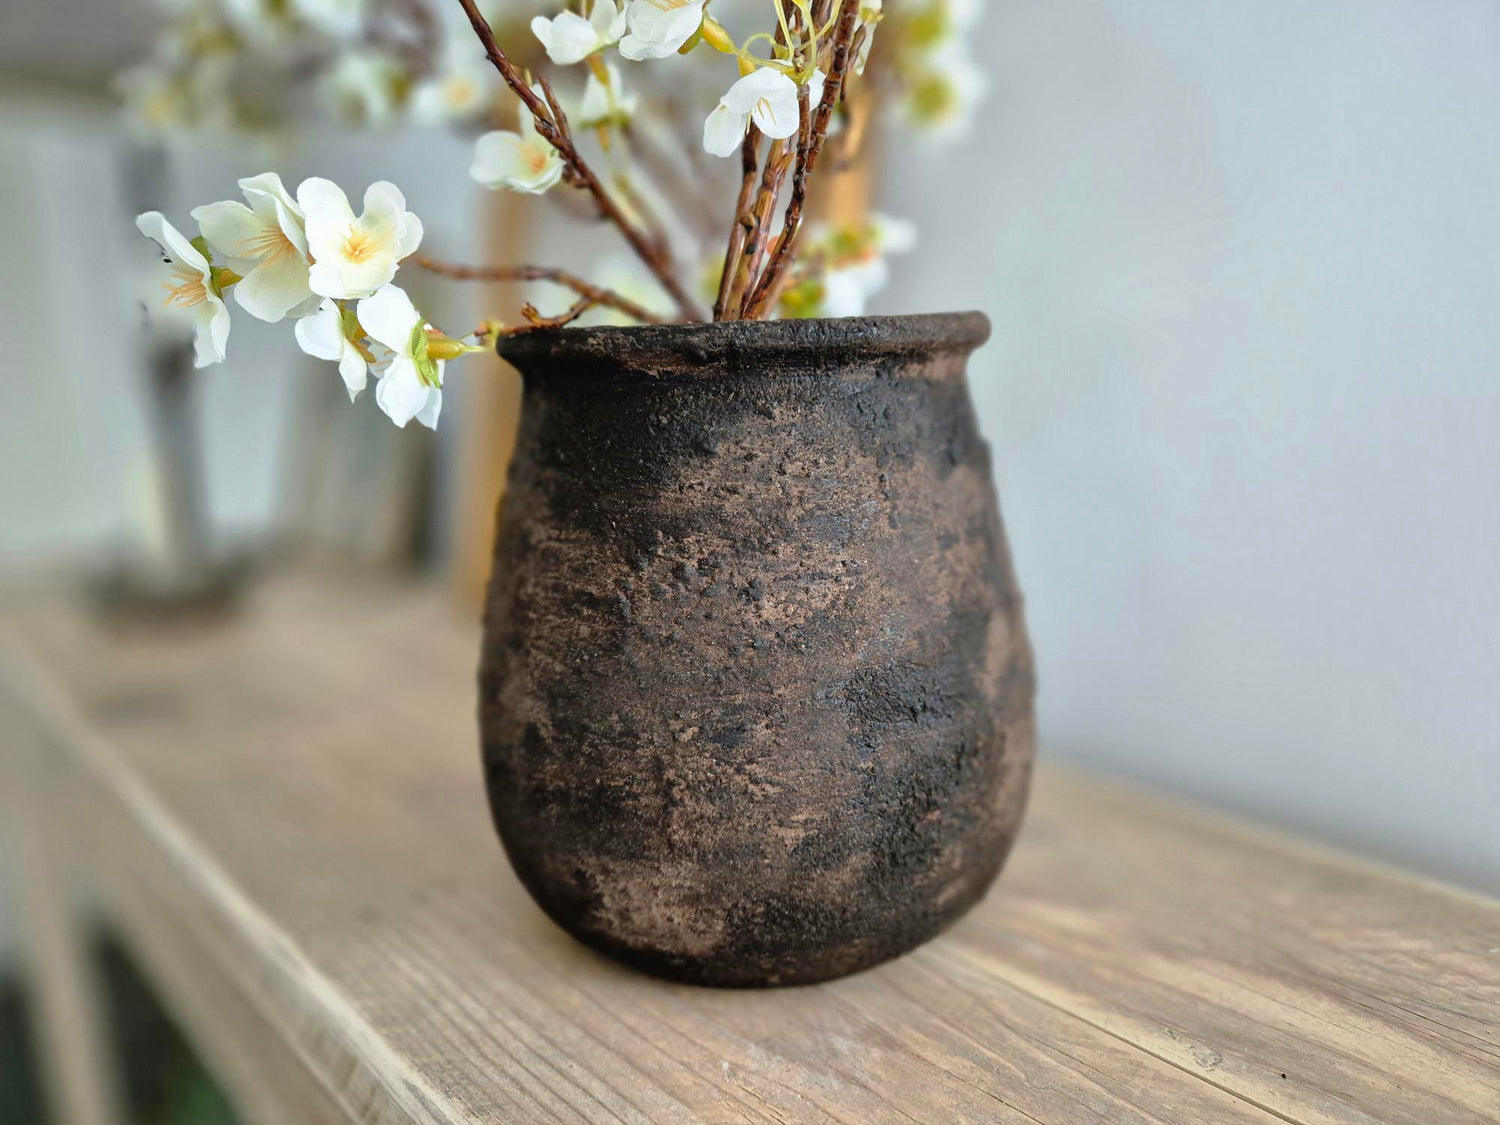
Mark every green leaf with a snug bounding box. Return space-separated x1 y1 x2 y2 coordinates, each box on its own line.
409 323 441 388
340 305 363 343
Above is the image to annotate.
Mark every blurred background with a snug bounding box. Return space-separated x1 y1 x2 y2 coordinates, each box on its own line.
1 0 1497 1120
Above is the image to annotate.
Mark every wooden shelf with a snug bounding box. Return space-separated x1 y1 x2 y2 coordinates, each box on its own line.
2 575 1496 1124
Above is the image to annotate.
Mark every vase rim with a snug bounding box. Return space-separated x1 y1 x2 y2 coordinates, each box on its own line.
495 311 991 376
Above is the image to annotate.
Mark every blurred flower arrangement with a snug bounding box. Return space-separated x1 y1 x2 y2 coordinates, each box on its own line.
130 0 986 429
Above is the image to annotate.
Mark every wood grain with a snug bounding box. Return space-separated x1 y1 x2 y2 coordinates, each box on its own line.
4 703 123 1125
1 576 1496 1124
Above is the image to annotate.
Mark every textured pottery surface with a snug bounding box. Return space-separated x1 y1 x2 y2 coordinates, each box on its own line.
481 314 1036 987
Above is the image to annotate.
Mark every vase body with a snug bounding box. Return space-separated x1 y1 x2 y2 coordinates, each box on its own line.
482 314 1035 987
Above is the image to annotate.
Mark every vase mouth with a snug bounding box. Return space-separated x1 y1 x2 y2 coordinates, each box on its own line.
495 311 991 377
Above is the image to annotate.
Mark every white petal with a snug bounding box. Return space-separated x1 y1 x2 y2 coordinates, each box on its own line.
530 15 554 52
337 347 369 401
238 172 301 220
538 11 599 64
702 104 748 157
579 73 610 124
296 177 354 225
874 214 918 254
362 179 407 220
357 284 421 354
288 292 325 319
190 199 263 271
299 177 356 270
470 130 526 185
415 383 443 430
722 67 794 114
308 262 351 300
821 269 870 319
591 0 623 40
470 131 562 193
950 0 981 32
739 70 801 138
193 296 231 368
808 68 827 108
294 300 345 362
580 63 634 125
396 211 423 260
620 0 702 59
136 211 209 274
234 248 314 323
241 172 309 257
375 357 430 428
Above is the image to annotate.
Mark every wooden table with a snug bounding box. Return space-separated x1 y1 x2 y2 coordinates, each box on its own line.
2 576 1496 1124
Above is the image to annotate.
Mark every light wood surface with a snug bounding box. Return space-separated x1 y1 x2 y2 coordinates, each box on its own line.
1 575 1496 1125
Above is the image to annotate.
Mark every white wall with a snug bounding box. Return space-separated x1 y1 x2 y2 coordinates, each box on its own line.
882 0 1500 890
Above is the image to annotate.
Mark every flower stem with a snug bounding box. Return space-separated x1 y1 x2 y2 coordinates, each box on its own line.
453 0 706 322
414 255 668 326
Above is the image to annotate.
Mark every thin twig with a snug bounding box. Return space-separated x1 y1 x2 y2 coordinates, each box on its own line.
415 255 666 324
453 0 706 321
732 140 796 316
742 81 813 319
714 0 799 321
743 0 861 319
513 297 594 332
715 128 763 320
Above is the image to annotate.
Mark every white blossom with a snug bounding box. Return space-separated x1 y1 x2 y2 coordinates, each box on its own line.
322 49 401 128
191 172 316 323
577 62 638 128
824 215 916 317
117 36 238 141
948 0 982 35
792 214 916 319
357 285 444 430
703 67 823 158
471 101 565 194
531 0 625 66
299 178 424 300
619 0 704 61
294 299 372 401
135 211 231 368
293 0 366 38
902 47 986 140
411 50 491 125
220 0 294 43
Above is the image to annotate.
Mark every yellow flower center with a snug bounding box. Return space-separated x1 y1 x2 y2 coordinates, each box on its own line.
162 262 208 309
446 77 475 107
526 146 552 174
341 228 378 265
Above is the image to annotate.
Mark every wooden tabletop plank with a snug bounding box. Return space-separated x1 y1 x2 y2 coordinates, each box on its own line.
2 576 1496 1125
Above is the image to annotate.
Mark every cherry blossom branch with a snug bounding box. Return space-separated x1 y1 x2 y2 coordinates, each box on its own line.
729 139 796 316
453 0 706 322
715 129 764 320
743 0 862 319
414 255 667 325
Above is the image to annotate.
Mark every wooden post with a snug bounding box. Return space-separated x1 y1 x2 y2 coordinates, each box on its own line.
450 194 529 608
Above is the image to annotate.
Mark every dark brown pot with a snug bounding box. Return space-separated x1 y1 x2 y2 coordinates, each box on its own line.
481 313 1036 988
